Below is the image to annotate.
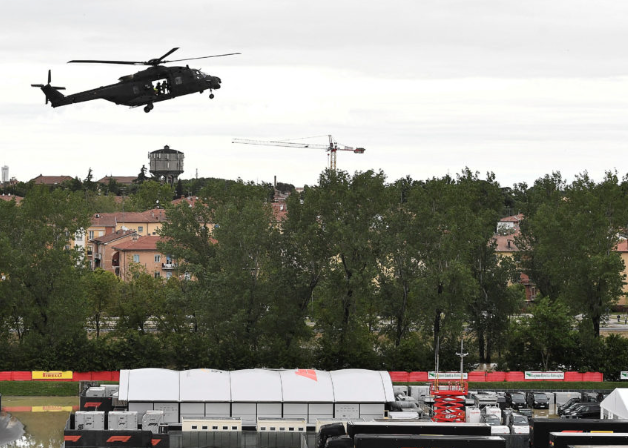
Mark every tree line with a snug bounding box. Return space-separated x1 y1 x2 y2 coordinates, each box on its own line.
1 168 628 378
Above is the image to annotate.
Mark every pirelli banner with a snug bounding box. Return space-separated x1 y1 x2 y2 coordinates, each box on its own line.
32 371 73 381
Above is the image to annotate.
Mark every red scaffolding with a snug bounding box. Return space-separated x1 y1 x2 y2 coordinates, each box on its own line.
430 380 467 422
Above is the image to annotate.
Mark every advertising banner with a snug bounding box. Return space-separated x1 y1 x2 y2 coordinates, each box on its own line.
427 372 468 380
32 371 73 380
620 371 628 380
524 371 564 380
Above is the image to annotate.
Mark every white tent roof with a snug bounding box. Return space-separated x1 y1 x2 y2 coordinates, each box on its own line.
331 369 395 402
118 368 393 403
119 368 179 401
280 369 335 402
179 369 231 402
230 369 283 402
600 388 628 419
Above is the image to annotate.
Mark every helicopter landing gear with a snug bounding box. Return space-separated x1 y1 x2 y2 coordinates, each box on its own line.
209 91 215 99
144 103 154 113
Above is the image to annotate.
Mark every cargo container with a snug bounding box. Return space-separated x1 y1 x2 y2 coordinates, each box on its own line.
530 418 628 448
347 421 492 437
256 417 306 432
141 410 164 434
108 411 138 431
181 417 242 432
549 431 628 448
74 411 105 431
354 434 506 448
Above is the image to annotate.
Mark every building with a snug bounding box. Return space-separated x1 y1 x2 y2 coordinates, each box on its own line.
111 235 175 279
97 176 137 186
30 175 74 185
118 368 394 426
149 145 184 185
1 166 8 183
90 229 138 272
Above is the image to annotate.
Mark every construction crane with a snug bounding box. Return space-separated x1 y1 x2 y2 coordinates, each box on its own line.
232 135 365 170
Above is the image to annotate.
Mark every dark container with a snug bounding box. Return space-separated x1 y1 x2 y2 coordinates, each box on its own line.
354 434 506 448
549 431 628 448
347 421 491 438
530 418 628 448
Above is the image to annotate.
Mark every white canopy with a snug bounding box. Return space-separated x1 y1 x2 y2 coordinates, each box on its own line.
600 388 628 419
119 368 393 403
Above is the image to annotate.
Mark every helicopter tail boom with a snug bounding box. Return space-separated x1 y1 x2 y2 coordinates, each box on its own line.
31 70 67 107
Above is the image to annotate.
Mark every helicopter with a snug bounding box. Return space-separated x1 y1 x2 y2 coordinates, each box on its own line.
31 48 239 113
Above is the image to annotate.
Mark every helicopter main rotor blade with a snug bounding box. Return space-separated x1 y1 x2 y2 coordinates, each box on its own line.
68 59 144 65
164 53 241 63
157 47 180 62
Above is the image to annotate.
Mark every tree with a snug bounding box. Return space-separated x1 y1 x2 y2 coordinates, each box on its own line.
297 170 388 369
0 186 91 368
505 296 576 370
134 165 149 184
516 172 627 337
82 269 120 338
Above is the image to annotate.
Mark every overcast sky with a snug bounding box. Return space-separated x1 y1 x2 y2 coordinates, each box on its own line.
2 1 628 188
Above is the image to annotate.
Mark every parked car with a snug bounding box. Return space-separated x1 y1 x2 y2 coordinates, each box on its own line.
518 408 533 418
558 397 581 416
505 392 526 410
561 403 601 419
527 392 550 409
481 414 502 426
507 413 530 434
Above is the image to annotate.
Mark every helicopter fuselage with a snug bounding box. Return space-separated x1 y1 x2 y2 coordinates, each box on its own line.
39 65 221 110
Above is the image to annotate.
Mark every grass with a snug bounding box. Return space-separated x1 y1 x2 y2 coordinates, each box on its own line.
0 381 81 396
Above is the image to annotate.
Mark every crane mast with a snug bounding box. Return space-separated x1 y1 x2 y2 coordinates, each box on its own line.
232 135 365 170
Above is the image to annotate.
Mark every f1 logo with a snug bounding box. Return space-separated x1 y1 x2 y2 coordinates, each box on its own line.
64 436 82 442
106 436 132 443
83 402 102 408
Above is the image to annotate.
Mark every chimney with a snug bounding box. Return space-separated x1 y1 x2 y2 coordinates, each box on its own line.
507 240 511 249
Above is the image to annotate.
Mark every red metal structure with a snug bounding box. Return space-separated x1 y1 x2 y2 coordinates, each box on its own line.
430 379 468 422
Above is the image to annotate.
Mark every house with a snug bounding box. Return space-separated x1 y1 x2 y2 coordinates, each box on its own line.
90 229 138 272
30 175 74 185
0 194 22 204
97 176 137 186
111 235 176 279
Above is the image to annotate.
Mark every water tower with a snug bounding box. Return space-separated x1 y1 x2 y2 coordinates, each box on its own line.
148 145 184 185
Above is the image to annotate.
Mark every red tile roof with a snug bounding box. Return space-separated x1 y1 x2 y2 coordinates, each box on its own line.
112 235 163 251
500 213 524 223
0 194 22 204
97 176 136 185
31 175 74 185
494 232 520 252
91 229 137 244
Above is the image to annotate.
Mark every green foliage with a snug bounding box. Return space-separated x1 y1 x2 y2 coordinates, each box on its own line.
3 170 628 372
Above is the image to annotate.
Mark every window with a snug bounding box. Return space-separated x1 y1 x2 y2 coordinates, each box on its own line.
202 426 208 430
138 226 143 233
133 254 140 263
289 427 294 431
175 76 183 85
270 427 276 431
212 426 218 430
155 254 161 262
231 426 237 430
99 231 104 237
260 427 266 431
154 272 160 278
222 426 228 430
89 230 94 240
192 425 197 430
166 272 172 279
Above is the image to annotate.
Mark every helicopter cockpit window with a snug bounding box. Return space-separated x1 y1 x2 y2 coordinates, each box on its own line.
174 76 183 85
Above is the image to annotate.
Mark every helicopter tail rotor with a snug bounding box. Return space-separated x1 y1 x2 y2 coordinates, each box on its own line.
31 70 66 105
